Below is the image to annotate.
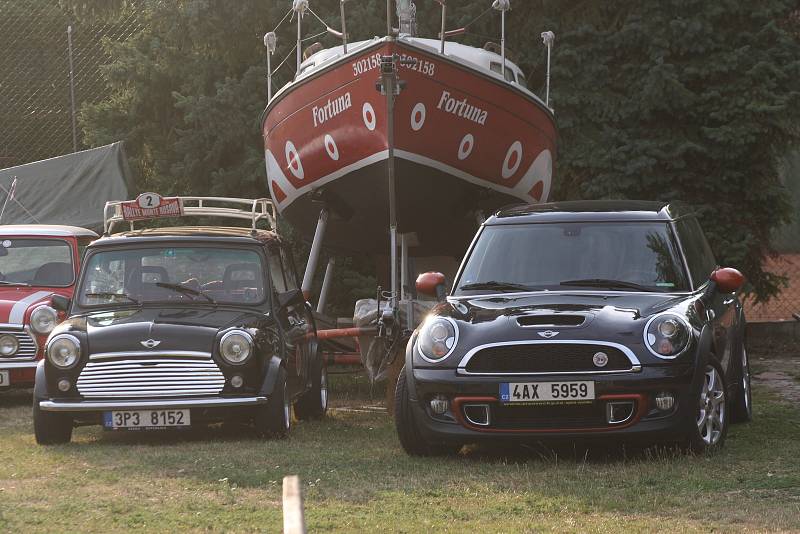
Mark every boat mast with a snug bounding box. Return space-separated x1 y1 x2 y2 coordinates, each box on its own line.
294 0 308 74
492 0 510 74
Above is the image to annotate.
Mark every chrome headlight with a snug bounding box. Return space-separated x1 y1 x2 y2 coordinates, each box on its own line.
47 334 81 368
417 316 459 363
30 305 58 335
644 313 691 359
220 330 253 365
0 334 19 356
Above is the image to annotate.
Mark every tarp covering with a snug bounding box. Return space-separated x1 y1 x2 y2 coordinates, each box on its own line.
0 142 131 230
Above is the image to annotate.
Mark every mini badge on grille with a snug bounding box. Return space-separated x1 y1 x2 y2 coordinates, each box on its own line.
140 339 162 349
537 330 559 339
593 351 609 367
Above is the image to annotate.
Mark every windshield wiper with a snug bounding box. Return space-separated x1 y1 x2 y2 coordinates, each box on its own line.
156 282 216 305
559 278 651 291
84 292 140 304
0 280 31 287
459 281 538 292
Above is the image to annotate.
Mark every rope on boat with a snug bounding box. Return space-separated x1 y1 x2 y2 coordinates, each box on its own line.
270 8 294 35
273 43 299 74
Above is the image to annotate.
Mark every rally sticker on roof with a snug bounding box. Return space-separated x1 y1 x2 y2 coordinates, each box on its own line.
120 193 183 221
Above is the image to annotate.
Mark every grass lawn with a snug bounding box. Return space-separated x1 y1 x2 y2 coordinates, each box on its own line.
0 356 798 533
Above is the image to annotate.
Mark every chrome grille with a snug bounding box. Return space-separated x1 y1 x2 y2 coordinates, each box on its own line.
77 356 225 398
0 329 37 360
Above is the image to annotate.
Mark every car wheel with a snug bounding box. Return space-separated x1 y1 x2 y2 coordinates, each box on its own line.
33 399 73 445
687 361 729 454
730 345 753 423
254 367 291 438
394 365 461 456
294 357 328 420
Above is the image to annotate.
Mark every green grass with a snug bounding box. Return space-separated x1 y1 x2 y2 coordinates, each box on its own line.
0 370 798 532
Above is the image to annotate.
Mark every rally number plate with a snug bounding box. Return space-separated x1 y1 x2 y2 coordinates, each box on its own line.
500 381 595 404
0 370 9 388
103 409 190 429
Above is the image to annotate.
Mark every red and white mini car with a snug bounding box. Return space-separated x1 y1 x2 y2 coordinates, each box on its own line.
0 225 98 389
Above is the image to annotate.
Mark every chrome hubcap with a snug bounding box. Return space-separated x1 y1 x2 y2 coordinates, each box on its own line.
742 348 752 415
320 366 328 410
697 365 726 445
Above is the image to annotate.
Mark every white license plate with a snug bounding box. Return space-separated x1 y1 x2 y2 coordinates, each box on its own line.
103 409 190 429
0 370 9 388
500 381 595 403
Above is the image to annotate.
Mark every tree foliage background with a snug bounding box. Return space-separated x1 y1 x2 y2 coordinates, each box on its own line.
69 0 800 309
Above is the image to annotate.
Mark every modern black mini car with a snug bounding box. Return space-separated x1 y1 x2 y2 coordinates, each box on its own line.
395 201 751 455
33 197 326 444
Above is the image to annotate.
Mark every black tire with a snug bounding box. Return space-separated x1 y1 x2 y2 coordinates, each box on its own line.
294 356 328 420
33 399 72 445
394 365 460 456
730 345 753 423
254 367 291 438
686 360 729 454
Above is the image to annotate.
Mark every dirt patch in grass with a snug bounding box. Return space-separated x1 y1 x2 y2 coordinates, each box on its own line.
750 340 800 403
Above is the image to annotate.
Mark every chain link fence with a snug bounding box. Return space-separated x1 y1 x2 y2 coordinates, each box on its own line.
0 0 144 170
744 254 800 322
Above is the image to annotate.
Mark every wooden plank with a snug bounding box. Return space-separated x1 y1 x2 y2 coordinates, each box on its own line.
282 475 306 534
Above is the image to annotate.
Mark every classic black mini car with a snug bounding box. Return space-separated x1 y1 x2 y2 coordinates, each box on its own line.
395 201 751 455
33 197 326 444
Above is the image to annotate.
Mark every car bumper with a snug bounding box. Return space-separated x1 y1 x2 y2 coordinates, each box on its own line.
38 395 268 412
409 364 701 441
1 360 38 388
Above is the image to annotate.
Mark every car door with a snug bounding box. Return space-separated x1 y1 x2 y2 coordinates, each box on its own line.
676 217 739 378
267 244 310 397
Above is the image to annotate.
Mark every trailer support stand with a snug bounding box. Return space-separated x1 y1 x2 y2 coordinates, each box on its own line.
302 208 328 299
316 257 335 314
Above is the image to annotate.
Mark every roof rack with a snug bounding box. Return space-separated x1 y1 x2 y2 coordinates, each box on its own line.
104 196 277 235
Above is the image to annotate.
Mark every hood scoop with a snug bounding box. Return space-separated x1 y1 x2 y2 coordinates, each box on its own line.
516 314 587 328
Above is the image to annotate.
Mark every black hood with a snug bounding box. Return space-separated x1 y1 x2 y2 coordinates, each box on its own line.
447 291 691 325
57 307 266 354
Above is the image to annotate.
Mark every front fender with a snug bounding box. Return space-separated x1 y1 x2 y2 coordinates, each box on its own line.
258 355 284 397
33 360 48 401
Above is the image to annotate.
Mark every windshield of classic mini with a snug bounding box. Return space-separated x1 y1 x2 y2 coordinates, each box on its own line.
454 221 690 294
0 238 75 287
77 245 268 307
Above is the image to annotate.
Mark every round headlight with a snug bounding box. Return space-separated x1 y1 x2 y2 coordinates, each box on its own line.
47 334 80 369
30 305 58 335
417 316 458 363
644 313 691 358
0 334 19 356
220 330 253 365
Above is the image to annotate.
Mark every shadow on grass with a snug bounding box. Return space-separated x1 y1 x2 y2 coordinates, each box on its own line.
0 388 32 407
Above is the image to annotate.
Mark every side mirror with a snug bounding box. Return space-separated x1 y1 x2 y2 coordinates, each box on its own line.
277 288 305 311
416 272 447 301
51 294 71 312
710 267 745 293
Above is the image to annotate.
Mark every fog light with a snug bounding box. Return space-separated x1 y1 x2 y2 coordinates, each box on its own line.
57 379 71 392
230 375 244 388
654 392 675 411
429 395 449 415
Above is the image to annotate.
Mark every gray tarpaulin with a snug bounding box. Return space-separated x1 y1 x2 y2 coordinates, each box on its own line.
0 142 131 230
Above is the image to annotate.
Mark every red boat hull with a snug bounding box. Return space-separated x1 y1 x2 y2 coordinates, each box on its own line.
263 39 557 254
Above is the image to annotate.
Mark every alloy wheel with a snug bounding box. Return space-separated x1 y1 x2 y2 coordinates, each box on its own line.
696 365 726 445
742 347 752 416
320 366 328 411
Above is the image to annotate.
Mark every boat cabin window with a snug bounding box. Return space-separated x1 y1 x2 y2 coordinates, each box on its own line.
490 61 516 83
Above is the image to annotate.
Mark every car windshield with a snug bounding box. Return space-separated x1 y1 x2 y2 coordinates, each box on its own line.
0 238 74 287
78 246 266 307
455 222 689 294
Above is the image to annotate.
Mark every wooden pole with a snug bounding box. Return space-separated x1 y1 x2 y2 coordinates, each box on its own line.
282 475 306 534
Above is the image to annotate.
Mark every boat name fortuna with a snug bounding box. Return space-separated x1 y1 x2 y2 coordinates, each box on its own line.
312 93 352 127
437 91 488 125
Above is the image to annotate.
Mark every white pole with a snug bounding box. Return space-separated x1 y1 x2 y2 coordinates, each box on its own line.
316 258 335 314
302 209 328 298
282 476 306 534
296 12 302 74
340 0 348 53
541 31 555 108
500 9 506 76
440 3 446 54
